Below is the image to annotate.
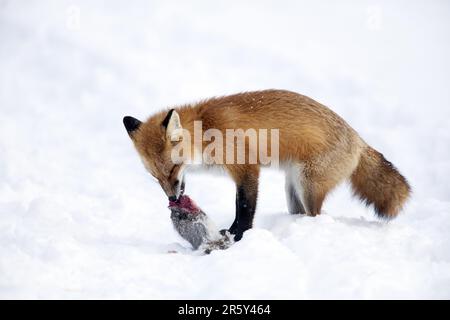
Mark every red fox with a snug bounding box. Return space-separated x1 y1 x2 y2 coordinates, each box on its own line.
123 89 410 240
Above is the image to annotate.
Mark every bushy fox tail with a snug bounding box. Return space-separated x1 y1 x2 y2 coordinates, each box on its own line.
351 146 411 219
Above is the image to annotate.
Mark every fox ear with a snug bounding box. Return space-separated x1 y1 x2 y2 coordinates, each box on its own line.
123 116 142 135
162 109 183 142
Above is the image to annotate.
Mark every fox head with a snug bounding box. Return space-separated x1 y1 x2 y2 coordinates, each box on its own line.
123 109 186 201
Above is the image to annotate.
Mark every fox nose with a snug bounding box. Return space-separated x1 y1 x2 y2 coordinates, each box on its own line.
168 195 177 202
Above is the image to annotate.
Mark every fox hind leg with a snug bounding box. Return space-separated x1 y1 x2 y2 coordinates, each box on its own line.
285 164 307 215
287 163 330 217
300 181 326 216
285 173 306 214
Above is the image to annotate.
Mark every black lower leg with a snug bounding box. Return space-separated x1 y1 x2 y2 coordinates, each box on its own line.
228 193 240 235
229 185 257 241
287 183 306 214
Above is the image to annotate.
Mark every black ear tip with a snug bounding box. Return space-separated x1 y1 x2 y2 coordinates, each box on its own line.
161 109 176 128
123 116 142 133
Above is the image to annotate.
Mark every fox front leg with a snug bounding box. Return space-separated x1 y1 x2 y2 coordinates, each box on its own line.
227 166 260 241
229 186 257 240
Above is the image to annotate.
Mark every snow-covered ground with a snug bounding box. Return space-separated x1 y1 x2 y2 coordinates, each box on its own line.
1 0 450 299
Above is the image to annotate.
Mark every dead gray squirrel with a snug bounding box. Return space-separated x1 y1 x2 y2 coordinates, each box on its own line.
169 195 234 254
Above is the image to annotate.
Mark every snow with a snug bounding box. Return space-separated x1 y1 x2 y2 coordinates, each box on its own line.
1 0 450 299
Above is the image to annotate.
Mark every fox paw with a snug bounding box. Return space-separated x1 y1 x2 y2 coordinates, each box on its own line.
233 232 243 241
219 229 242 242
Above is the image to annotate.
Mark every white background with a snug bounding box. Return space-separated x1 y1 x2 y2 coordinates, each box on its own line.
0 0 449 298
